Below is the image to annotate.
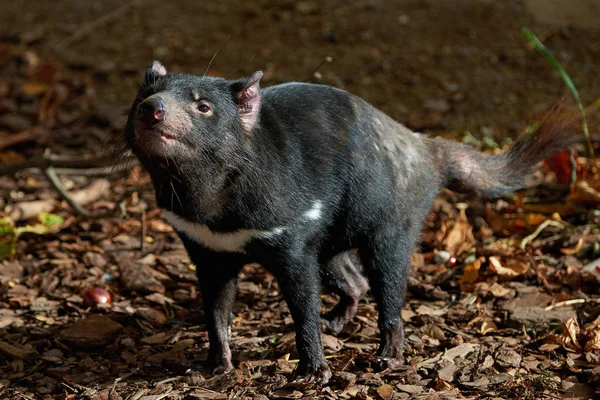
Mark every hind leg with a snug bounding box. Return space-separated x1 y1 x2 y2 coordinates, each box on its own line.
359 229 415 369
321 251 369 334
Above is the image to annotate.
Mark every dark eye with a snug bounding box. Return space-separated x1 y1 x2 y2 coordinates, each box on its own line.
197 104 211 113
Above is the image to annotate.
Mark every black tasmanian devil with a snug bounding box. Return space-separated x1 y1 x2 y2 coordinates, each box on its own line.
124 61 580 383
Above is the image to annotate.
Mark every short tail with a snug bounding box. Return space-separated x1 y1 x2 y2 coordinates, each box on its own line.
426 105 582 198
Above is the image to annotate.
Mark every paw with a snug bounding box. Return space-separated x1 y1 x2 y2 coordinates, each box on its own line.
320 316 345 335
211 361 234 375
207 354 234 375
293 363 332 385
376 355 404 371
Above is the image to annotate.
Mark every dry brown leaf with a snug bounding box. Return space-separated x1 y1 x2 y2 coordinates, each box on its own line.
488 256 528 278
422 323 446 340
376 384 394 400
485 204 549 234
434 378 453 391
572 180 600 204
561 237 585 255
562 317 582 351
322 334 343 351
488 282 513 298
486 237 520 251
480 318 497 335
584 329 600 352
459 257 483 292
443 207 474 256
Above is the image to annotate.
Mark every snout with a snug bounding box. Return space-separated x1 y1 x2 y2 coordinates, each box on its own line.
139 96 166 127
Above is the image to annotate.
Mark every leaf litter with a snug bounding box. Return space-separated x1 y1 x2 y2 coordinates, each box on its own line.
0 20 600 400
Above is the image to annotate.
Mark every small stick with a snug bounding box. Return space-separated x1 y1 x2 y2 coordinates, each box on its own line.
0 150 134 176
0 130 41 151
520 220 566 249
154 376 182 386
544 299 586 311
44 166 130 220
109 377 120 397
53 161 136 176
15 393 36 400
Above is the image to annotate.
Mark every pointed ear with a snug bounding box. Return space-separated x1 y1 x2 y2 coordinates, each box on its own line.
145 61 168 84
233 71 263 132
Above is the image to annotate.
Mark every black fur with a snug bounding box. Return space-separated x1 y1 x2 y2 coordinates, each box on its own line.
124 61 580 383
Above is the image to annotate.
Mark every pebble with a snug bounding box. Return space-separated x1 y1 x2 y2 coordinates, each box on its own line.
60 315 122 348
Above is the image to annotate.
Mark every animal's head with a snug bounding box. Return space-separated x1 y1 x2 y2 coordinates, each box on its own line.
124 61 263 170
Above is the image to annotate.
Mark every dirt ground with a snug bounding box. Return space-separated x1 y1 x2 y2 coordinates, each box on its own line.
1 0 600 399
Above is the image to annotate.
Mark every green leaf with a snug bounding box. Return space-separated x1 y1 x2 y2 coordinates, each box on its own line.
38 212 65 228
15 224 51 236
0 217 16 261
0 215 62 261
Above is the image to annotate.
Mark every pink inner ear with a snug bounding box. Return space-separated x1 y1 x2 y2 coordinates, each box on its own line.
238 72 263 132
152 61 167 76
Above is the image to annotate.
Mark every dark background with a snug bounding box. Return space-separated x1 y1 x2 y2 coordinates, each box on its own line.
2 0 599 141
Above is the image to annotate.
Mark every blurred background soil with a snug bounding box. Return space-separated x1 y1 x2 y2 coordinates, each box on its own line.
1 0 599 141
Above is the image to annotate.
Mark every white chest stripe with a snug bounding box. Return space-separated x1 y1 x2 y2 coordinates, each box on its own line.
162 210 285 253
162 200 322 253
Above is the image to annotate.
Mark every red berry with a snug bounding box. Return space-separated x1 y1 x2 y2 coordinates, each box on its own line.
83 288 112 308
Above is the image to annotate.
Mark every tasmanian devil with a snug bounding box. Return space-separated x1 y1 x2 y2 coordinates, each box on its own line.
124 60 579 383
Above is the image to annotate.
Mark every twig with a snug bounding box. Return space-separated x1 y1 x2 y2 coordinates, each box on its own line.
44 166 130 220
0 129 41 151
59 381 79 394
53 160 136 176
57 0 140 48
0 150 134 176
154 376 182 386
15 392 36 400
544 299 586 311
109 377 120 397
520 220 566 249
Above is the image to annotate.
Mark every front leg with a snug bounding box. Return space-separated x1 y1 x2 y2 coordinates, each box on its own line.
182 238 244 374
269 252 332 383
198 266 239 373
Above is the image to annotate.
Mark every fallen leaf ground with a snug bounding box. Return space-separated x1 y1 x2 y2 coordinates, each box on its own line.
1 1 600 399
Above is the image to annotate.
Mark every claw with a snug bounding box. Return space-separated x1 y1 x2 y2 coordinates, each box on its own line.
376 356 404 371
293 363 332 385
207 353 234 375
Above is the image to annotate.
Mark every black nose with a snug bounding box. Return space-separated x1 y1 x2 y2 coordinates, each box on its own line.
139 97 166 126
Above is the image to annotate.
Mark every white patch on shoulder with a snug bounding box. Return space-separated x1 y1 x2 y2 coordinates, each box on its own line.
303 200 322 221
163 210 285 253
